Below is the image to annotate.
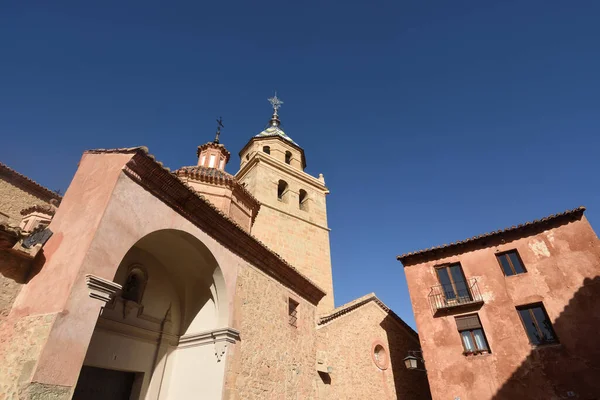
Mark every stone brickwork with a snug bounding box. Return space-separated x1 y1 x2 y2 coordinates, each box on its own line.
0 313 59 399
237 139 334 312
224 264 318 399
317 299 431 400
0 179 49 226
0 274 23 328
401 210 600 400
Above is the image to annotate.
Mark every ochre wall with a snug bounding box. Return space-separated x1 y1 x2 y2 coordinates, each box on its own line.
404 216 600 400
316 302 431 400
238 146 334 312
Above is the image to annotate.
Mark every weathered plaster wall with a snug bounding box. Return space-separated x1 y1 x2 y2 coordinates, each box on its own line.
404 216 600 400
238 152 334 312
316 302 431 400
0 177 51 225
224 265 318 399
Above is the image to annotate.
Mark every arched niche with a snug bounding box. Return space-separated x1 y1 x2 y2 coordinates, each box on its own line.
74 229 235 400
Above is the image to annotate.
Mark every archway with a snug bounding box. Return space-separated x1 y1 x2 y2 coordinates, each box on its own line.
73 229 233 400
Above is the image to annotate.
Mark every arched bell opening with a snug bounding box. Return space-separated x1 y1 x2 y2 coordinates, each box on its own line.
74 229 234 400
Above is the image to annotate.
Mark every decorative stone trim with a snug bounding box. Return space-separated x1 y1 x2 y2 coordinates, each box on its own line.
85 274 122 303
179 327 240 362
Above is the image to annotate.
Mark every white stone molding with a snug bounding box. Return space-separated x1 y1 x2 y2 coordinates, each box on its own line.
85 274 122 303
178 327 240 362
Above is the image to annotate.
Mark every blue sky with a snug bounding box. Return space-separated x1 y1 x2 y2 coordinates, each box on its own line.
1 1 599 328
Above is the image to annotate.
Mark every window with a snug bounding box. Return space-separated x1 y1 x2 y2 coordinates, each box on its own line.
496 250 526 276
436 263 471 302
455 314 490 355
246 154 249 160
517 303 558 345
219 158 225 169
122 266 147 304
277 180 288 201
372 344 389 370
288 298 299 327
285 151 292 164
299 189 308 210
208 154 216 168
200 154 206 165
263 146 270 155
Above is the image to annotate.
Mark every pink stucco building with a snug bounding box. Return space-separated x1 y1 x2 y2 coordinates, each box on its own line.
399 207 600 400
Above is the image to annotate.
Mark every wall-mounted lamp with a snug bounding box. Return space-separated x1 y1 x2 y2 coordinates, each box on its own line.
403 350 426 372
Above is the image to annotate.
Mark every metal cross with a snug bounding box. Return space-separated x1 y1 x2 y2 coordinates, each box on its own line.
268 93 284 115
214 116 224 143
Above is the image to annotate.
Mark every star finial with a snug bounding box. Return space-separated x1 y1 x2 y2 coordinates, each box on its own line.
267 92 283 127
214 116 224 144
268 92 283 116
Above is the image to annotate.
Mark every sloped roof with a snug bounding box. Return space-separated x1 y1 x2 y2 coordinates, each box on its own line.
84 147 326 305
0 162 62 202
397 206 586 265
256 126 298 146
317 292 419 340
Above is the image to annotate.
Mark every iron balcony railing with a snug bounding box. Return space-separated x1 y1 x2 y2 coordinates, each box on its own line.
428 278 484 315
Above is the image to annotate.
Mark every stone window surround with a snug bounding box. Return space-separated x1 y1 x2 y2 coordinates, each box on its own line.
371 339 389 370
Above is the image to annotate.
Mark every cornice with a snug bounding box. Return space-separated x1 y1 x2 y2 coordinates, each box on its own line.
259 202 330 232
236 152 329 194
239 135 307 169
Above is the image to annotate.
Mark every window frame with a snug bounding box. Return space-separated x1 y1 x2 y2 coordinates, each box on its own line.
496 250 527 276
288 298 299 328
516 303 559 346
435 263 471 302
277 180 289 202
299 189 308 211
455 314 491 355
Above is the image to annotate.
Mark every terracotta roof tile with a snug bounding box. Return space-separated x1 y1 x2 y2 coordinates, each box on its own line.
83 147 326 305
397 206 586 264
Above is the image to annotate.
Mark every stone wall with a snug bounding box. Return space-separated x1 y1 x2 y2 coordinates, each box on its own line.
238 150 334 312
0 313 61 399
404 215 600 400
224 265 318 399
0 178 50 225
317 301 431 400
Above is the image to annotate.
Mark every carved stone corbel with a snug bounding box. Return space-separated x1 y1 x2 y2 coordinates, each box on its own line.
85 274 122 303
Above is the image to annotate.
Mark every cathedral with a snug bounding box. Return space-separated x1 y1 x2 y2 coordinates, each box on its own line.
0 96 431 399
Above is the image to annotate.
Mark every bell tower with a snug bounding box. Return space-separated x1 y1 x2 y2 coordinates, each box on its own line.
235 94 334 312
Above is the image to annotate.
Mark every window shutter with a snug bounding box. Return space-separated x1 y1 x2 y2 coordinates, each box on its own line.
455 315 482 331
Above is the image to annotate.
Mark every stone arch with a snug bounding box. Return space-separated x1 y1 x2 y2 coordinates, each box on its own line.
277 179 289 202
74 229 234 400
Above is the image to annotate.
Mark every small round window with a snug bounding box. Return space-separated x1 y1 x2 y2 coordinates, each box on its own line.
372 343 389 370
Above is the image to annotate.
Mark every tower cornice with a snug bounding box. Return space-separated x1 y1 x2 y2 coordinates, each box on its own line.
235 151 329 194
238 135 307 169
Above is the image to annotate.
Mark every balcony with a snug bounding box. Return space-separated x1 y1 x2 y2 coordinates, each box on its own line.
428 278 484 316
